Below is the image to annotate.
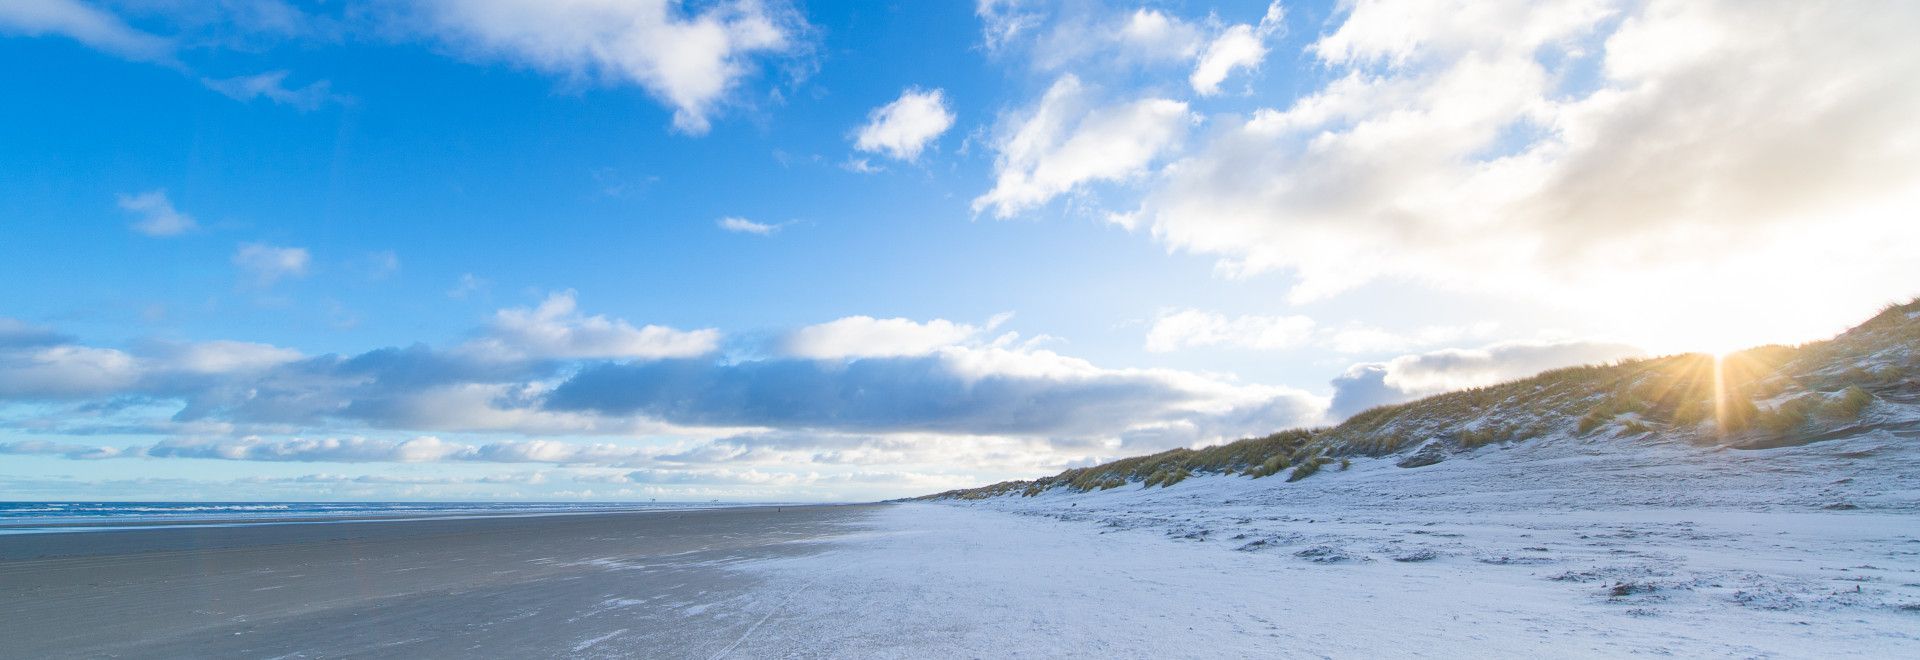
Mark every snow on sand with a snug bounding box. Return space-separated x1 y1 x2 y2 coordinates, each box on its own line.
731 431 1919 658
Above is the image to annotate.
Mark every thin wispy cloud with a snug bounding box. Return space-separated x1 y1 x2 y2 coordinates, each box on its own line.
232 242 310 287
362 250 401 281
447 273 489 300
716 216 784 235
1144 309 1315 353
202 70 345 110
117 189 197 236
0 0 174 64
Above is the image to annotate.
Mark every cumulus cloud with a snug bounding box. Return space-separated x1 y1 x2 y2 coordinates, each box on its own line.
0 0 174 63
0 301 717 437
0 344 142 399
464 291 720 361
1115 8 1204 62
716 216 781 235
1328 339 1644 417
546 340 1325 440
973 75 1194 217
117 189 196 237
0 435 655 465
1189 1 1284 95
1144 309 1315 352
401 0 806 134
854 88 955 162
142 339 302 375
0 334 303 401
0 318 71 348
0 309 1331 478
1126 0 1920 346
782 316 984 360
232 242 310 286
202 70 343 110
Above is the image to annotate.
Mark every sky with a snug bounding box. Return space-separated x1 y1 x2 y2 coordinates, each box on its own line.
0 0 1916 502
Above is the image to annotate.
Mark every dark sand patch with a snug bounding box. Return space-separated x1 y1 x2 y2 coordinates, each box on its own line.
0 504 885 658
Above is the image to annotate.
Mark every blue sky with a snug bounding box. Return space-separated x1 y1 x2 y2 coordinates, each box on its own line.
2 0 1916 501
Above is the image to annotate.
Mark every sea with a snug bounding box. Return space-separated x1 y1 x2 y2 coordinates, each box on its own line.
0 501 757 534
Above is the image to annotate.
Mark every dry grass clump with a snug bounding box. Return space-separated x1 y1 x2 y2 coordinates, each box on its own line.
1287 456 1332 482
1823 385 1875 420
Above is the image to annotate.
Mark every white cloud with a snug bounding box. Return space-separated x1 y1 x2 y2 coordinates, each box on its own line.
783 316 981 360
1328 339 1644 417
716 216 780 235
1117 9 1204 62
1143 309 1506 355
273 471 549 486
468 290 720 361
148 340 302 375
232 242 310 286
1189 1 1285 96
854 88 955 162
447 273 489 299
117 189 196 237
0 334 304 401
973 75 1194 217
166 435 477 462
1144 309 1315 352
404 0 804 134
202 70 343 110
0 318 67 347
840 157 882 174
1310 0 1609 66
1022 6 1205 73
0 312 1340 484
975 0 1039 53
0 345 141 398
1325 321 1500 354
1123 0 1920 350
0 0 173 63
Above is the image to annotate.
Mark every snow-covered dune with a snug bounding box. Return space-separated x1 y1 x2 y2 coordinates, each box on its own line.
735 429 1918 656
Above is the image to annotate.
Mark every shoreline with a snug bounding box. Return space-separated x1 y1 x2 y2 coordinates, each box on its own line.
0 503 791 538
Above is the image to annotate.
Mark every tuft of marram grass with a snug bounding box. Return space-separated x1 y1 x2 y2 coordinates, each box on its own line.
1823 386 1874 420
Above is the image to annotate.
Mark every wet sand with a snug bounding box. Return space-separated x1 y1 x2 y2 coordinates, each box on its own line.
0 504 885 658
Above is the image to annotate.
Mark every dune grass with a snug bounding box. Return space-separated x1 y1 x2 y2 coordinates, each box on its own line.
919 299 1920 501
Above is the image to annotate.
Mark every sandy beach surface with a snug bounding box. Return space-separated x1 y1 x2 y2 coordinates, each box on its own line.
0 504 884 659
5 457 1916 660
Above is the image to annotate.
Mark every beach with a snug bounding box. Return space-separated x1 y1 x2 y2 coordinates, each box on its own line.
4 475 1916 658
0 504 882 658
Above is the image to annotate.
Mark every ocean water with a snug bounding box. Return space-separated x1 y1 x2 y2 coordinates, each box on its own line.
0 501 753 533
